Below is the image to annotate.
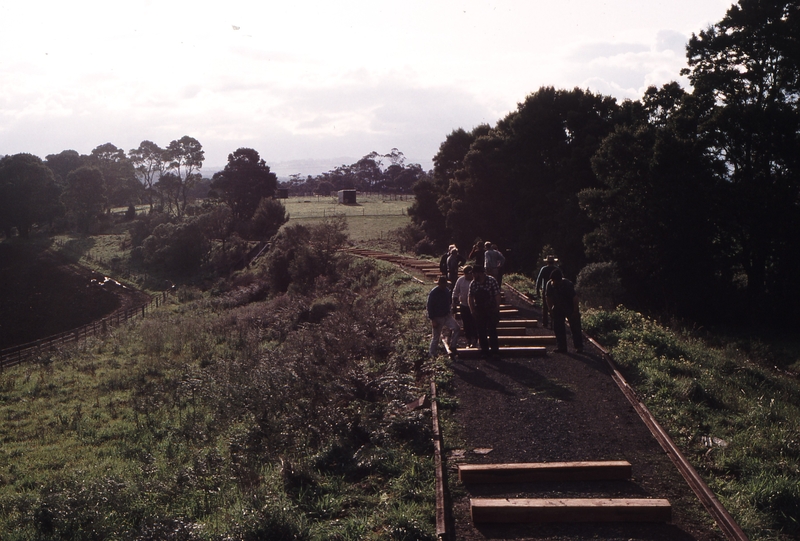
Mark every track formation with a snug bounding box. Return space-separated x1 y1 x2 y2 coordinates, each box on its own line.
347 248 747 541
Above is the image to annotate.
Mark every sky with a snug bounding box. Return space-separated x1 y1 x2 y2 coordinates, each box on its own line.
0 0 734 176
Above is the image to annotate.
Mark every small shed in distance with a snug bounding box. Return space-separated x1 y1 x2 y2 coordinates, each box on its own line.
338 189 357 204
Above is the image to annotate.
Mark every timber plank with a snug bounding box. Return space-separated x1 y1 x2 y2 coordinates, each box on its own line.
470 498 672 523
455 346 548 359
496 319 538 328
497 336 557 346
458 461 632 484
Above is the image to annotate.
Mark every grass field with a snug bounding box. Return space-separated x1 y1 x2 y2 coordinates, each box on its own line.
280 195 413 242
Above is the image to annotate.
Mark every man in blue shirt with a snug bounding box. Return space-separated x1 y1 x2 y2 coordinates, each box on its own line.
427 275 460 358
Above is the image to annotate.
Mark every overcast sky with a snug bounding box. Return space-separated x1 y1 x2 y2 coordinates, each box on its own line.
0 0 733 175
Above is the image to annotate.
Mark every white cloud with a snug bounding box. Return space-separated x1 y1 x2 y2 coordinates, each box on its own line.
0 0 734 173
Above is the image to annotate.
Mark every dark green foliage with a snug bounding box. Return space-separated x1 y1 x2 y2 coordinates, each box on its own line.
210 148 278 223
142 220 209 276
681 0 800 326
0 153 62 237
61 166 107 234
89 142 142 208
415 88 619 273
576 261 623 309
262 217 348 294
580 83 723 321
249 197 289 240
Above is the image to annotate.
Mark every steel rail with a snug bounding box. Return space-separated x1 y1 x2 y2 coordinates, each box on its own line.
430 381 448 539
585 336 749 541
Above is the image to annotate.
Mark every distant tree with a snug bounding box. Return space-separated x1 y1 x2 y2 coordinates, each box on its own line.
210 148 278 223
165 136 204 216
0 154 61 237
129 140 167 211
316 180 334 195
154 172 182 216
89 143 141 208
44 149 85 185
62 166 107 233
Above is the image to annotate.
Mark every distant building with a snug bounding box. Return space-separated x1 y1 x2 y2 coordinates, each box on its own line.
338 189 357 204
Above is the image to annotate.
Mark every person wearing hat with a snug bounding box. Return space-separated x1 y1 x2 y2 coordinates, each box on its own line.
426 275 461 358
452 265 478 348
468 264 502 357
536 255 559 328
446 246 465 284
545 268 583 353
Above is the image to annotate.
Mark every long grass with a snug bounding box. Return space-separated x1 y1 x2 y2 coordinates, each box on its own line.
581 307 800 540
0 253 442 540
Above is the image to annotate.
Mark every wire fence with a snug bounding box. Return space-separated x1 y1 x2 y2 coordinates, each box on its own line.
0 290 172 370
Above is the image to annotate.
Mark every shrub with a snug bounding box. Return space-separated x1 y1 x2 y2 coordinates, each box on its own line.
577 261 624 309
142 220 209 276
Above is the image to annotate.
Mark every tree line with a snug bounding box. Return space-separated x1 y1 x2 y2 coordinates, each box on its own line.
0 139 425 278
283 148 427 195
407 0 799 329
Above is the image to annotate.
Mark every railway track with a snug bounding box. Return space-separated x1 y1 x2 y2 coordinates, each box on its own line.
347 248 747 541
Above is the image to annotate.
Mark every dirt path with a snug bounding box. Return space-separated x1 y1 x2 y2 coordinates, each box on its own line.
443 297 724 541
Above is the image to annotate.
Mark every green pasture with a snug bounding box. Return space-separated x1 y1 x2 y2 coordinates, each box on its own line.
281 194 412 241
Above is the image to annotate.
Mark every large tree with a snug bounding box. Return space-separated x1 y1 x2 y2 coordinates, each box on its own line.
129 141 167 211
580 84 723 321
0 154 61 237
165 136 204 216
61 166 107 234
89 143 141 209
44 149 85 186
682 0 800 321
210 148 278 222
418 88 620 273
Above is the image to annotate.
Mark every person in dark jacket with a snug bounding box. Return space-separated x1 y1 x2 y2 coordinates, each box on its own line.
545 268 583 353
468 265 502 357
536 255 559 328
427 275 460 358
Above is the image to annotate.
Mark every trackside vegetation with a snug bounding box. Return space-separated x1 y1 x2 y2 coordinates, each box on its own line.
0 222 445 540
581 307 800 540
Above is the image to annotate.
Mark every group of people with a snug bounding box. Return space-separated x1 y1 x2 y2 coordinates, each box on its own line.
429 241 506 359
427 248 583 359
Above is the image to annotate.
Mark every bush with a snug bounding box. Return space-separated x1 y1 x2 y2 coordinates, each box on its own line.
261 217 348 295
577 261 623 309
142 219 209 276
248 197 289 240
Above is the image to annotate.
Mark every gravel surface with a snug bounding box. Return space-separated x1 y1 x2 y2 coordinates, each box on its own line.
442 291 726 541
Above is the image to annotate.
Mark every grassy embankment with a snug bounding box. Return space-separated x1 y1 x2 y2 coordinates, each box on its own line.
0 230 449 540
506 273 800 541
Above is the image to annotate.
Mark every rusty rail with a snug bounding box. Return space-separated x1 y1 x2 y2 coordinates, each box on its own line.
584 336 748 541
